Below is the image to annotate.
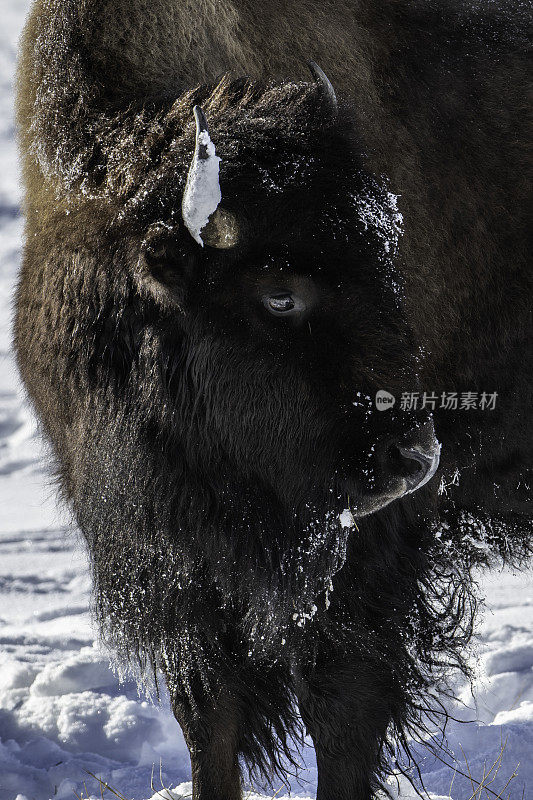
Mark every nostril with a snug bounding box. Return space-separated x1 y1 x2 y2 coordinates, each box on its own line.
377 423 441 497
385 441 440 493
386 444 426 480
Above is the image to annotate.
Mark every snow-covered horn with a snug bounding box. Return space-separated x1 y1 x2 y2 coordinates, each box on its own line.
308 61 338 114
182 106 222 246
182 106 239 249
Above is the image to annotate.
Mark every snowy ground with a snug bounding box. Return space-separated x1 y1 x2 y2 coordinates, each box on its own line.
0 3 532 799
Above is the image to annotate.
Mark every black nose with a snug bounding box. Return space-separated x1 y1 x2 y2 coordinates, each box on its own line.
386 441 440 493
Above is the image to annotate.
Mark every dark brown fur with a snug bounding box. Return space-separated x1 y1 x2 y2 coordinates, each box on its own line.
15 1 532 798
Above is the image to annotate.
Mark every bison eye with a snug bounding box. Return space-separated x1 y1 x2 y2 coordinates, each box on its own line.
263 292 304 317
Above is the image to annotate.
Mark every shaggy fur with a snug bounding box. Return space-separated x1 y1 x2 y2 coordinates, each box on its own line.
15 0 532 798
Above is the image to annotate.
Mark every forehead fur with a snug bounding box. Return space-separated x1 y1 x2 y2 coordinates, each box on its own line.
115 75 361 231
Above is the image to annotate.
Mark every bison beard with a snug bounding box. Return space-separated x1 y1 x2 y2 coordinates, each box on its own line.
14 0 532 797
76 395 476 788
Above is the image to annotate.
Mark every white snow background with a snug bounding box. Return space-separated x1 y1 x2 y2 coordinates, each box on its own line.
0 3 531 798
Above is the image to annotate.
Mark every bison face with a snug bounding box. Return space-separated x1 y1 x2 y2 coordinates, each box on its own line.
134 195 438 530
129 80 440 535
139 230 439 523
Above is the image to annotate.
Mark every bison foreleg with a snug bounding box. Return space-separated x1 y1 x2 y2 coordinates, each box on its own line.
170 687 243 800
295 659 393 800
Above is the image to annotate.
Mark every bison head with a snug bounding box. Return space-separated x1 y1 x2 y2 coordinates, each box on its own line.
121 73 440 526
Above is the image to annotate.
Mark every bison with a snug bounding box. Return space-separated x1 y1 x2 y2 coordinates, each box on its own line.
15 0 531 798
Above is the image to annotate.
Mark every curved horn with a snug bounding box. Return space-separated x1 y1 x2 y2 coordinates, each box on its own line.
182 105 222 246
308 61 338 113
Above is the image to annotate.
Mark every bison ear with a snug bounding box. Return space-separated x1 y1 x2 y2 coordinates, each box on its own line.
136 226 188 307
